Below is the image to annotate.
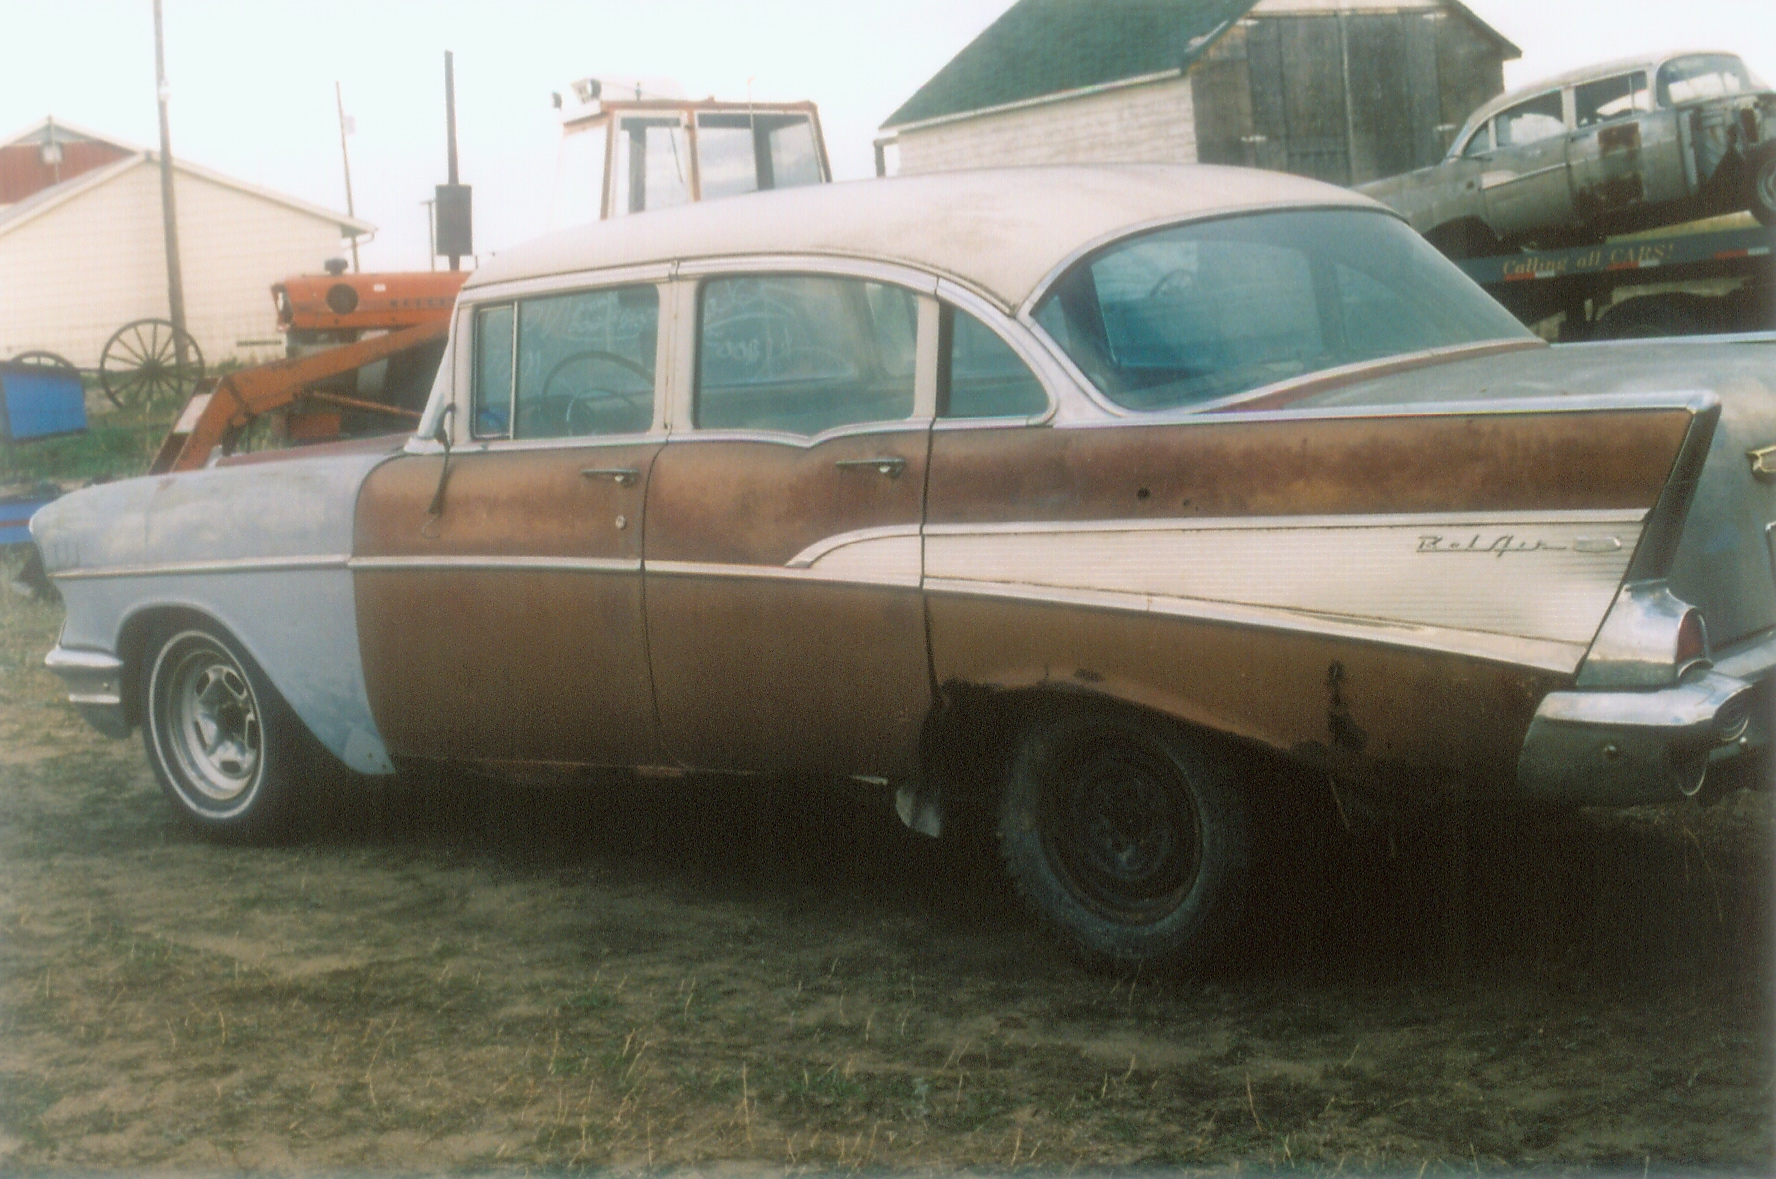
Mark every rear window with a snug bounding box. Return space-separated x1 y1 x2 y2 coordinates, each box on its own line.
1658 55 1763 105
1032 209 1532 412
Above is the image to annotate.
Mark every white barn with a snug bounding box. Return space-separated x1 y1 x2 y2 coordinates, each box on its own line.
0 119 372 369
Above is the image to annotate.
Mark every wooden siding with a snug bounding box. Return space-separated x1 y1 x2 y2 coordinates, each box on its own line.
1195 4 1507 185
896 74 1199 175
0 161 348 367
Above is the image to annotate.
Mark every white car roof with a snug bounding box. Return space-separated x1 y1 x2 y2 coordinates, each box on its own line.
464 165 1380 312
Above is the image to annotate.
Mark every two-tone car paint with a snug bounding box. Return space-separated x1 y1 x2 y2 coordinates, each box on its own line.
32 165 1776 967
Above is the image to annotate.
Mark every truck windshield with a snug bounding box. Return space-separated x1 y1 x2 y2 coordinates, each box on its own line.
1657 55 1762 105
1032 209 1533 412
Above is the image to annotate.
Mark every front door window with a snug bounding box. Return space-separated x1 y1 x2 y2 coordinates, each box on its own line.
1494 92 1565 149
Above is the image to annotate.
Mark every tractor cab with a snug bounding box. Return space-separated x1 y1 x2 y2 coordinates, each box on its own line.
552 76 831 222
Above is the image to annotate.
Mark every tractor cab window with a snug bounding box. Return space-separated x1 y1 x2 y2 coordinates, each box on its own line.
695 112 825 200
611 117 691 216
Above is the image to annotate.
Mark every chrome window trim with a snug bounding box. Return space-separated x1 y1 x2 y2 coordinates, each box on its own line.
913 295 941 420
349 555 641 575
462 260 677 305
53 554 352 581
674 254 940 294
415 305 467 445
453 430 668 456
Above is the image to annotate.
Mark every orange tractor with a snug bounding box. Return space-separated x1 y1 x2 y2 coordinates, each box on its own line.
149 267 465 473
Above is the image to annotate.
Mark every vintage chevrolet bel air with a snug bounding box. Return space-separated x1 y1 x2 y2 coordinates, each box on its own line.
1359 51 1776 255
31 166 1776 969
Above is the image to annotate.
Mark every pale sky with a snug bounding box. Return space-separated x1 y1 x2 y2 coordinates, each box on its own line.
2 1 1772 273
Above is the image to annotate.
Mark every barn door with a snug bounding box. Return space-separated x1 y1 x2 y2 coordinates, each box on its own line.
1245 17 1351 185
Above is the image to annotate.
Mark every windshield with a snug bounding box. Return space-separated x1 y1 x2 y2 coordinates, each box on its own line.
1657 55 1764 105
1032 209 1532 412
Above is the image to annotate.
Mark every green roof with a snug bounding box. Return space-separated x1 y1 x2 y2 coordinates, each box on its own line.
882 0 1259 130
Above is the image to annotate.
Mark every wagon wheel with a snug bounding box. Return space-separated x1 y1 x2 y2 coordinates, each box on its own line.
7 350 79 375
100 319 205 412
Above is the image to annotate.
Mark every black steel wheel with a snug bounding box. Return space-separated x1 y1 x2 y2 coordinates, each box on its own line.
1749 143 1776 228
142 622 301 843
998 708 1249 971
100 319 205 411
7 350 79 374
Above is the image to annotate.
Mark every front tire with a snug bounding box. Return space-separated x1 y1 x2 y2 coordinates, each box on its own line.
998 708 1250 972
142 624 301 843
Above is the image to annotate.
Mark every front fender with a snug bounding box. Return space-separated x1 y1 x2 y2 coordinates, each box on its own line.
32 451 399 775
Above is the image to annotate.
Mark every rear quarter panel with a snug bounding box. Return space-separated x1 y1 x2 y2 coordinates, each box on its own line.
923 403 1701 785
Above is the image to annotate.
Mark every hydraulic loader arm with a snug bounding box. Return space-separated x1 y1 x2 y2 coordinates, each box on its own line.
151 320 450 474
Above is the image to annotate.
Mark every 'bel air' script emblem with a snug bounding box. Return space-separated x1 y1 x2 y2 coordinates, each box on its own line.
1417 534 1566 556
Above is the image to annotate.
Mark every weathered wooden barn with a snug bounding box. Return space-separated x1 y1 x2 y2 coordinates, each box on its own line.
880 0 1520 187
0 118 372 369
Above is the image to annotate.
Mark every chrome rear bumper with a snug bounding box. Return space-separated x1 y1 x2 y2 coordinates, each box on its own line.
1518 632 1773 804
44 645 130 739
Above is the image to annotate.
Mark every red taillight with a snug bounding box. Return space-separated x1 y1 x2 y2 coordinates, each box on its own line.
1675 609 1709 668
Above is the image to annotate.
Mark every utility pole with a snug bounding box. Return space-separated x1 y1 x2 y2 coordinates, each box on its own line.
444 51 461 271
433 51 471 271
152 0 189 365
335 81 360 272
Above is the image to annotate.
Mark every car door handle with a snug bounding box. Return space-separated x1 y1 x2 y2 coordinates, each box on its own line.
581 467 639 487
834 457 906 479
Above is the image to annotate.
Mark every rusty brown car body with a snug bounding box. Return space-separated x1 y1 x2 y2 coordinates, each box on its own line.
34 166 1776 969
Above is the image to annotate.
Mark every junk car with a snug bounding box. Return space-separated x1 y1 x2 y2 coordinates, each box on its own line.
1360 51 1776 255
31 166 1776 970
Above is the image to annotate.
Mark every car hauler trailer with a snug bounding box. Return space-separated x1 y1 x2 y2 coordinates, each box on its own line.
1453 221 1773 340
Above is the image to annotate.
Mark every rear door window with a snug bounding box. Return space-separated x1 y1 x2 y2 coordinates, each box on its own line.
1575 72 1651 126
695 275 917 435
941 308 1048 419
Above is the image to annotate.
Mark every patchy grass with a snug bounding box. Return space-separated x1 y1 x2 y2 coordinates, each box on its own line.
0 595 1769 1172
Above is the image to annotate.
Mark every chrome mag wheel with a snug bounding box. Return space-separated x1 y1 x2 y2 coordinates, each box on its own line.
145 626 287 835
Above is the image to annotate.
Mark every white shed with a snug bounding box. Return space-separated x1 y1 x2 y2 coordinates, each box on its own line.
0 119 373 369
880 0 1519 188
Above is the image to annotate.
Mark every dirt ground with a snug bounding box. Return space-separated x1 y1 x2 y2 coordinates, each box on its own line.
0 588 1770 1174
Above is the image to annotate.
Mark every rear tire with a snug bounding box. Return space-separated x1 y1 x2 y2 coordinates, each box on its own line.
1749 143 1776 228
998 708 1250 972
141 623 304 844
